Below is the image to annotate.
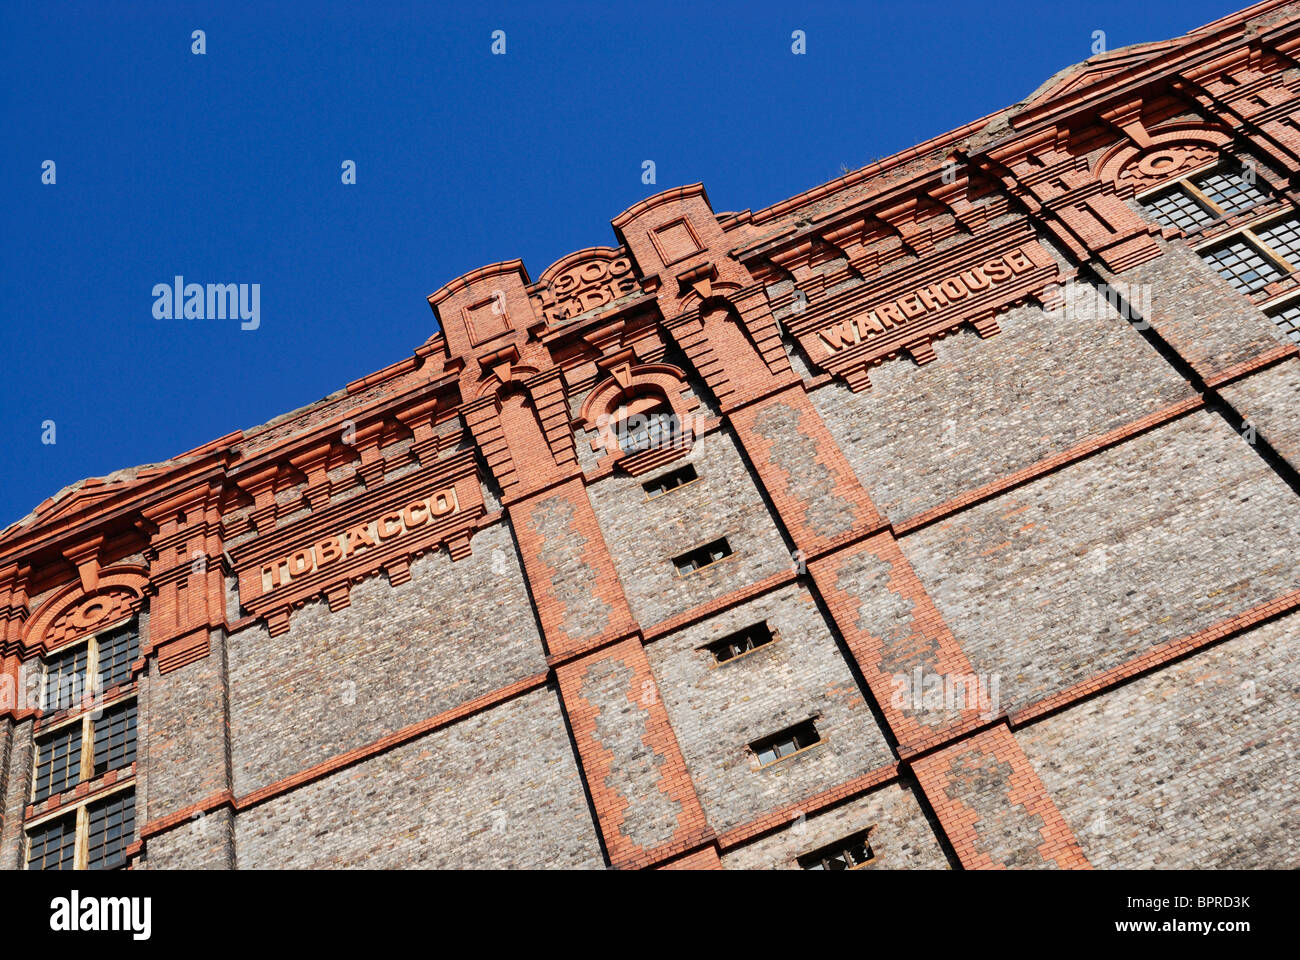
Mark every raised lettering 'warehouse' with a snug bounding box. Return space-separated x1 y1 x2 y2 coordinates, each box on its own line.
2 1 1298 871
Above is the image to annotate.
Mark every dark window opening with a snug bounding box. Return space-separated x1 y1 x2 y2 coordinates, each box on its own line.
644 464 698 499
751 718 820 767
673 538 732 576
705 621 776 664
798 827 876 870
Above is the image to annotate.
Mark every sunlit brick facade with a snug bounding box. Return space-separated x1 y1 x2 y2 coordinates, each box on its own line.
3 0 1298 870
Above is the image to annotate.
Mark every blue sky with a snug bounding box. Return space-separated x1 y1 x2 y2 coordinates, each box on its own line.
0 0 1245 526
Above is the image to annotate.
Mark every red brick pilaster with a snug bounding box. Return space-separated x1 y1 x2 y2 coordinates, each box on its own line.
728 382 882 557
556 637 711 869
508 476 637 659
141 483 226 673
911 723 1091 870
808 531 985 755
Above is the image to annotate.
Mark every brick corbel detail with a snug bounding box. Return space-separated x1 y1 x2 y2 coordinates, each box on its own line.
395 397 443 467
141 484 225 673
0 564 32 719
238 464 282 535
352 420 390 490
988 126 1162 273
910 723 1091 870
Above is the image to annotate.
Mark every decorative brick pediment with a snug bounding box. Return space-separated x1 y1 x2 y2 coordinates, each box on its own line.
22 566 149 656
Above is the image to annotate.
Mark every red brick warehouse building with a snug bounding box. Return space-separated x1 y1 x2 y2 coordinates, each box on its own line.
2 0 1298 870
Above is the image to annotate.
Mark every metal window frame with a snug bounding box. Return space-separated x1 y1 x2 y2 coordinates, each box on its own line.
24 781 136 871
797 826 878 871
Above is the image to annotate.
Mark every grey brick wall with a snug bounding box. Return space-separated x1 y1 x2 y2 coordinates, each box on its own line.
1105 237 1289 380
140 630 230 824
1218 357 1300 477
810 280 1195 523
720 781 950 870
646 583 895 832
233 686 604 869
1017 611 1299 869
587 428 792 629
0 718 31 869
227 522 546 796
0 718 33 868
901 410 1300 715
141 807 235 870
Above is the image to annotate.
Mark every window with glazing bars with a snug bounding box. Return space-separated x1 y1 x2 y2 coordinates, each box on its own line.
32 724 82 803
705 622 776 664
1253 216 1300 265
1266 300 1300 344
93 701 138 777
26 814 76 870
1203 237 1287 294
1194 166 1270 214
44 644 89 713
751 718 820 767
673 538 732 575
42 619 139 714
85 790 135 870
798 827 876 870
95 623 140 690
1141 162 1272 232
1144 187 1215 231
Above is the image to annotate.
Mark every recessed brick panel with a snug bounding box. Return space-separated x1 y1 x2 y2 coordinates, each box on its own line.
646 583 894 832
902 411 1300 715
227 524 547 796
1017 611 1300 869
233 686 604 869
810 288 1195 523
1218 356 1300 476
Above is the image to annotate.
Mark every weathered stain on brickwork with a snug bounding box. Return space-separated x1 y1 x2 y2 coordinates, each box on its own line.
748 401 857 540
581 657 682 848
528 495 614 641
